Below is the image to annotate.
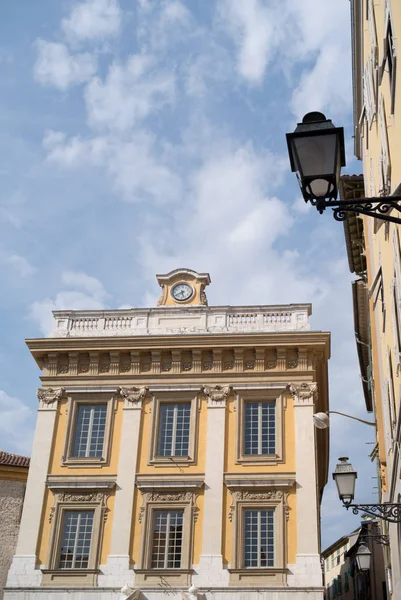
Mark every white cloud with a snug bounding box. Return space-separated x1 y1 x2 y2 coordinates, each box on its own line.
0 390 34 455
0 191 27 228
62 0 121 43
84 54 175 130
44 130 181 203
34 40 97 90
30 271 108 334
2 253 36 277
217 0 278 84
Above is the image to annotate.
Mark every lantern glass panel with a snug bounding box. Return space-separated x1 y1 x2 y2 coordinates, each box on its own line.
356 545 371 571
293 133 337 179
334 471 356 503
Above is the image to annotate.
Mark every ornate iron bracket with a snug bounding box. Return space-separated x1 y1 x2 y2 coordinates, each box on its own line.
313 195 401 224
344 502 401 523
360 533 390 546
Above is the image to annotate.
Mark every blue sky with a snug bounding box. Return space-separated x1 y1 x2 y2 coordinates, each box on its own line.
0 0 376 548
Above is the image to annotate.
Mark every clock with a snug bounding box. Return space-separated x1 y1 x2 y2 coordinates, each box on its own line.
171 282 194 302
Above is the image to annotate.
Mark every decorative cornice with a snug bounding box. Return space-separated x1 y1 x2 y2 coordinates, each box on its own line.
203 384 232 407
117 385 148 408
224 474 295 489
136 477 204 490
288 382 318 406
37 387 65 407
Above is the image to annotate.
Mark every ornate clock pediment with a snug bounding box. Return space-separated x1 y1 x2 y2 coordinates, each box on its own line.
156 268 211 307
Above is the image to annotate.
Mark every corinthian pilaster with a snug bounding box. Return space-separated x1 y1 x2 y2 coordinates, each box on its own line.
36 387 65 409
288 382 318 406
117 386 148 409
203 384 231 408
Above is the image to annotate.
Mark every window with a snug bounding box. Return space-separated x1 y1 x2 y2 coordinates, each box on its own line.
58 510 94 569
336 547 341 565
244 509 274 568
149 391 199 465
227 485 287 586
345 571 350 591
382 8 397 114
151 510 183 568
63 392 116 467
244 402 275 456
157 403 191 457
235 389 285 465
42 486 110 587
135 481 200 587
72 405 107 458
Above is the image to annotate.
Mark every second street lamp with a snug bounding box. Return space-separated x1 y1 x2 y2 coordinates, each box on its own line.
333 457 401 523
286 112 401 224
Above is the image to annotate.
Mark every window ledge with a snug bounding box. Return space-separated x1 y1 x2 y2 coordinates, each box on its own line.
235 454 283 465
134 569 192 587
148 456 195 466
228 568 287 587
61 456 107 468
41 569 98 587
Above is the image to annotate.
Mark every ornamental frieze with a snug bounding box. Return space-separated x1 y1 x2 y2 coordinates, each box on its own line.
37 387 65 407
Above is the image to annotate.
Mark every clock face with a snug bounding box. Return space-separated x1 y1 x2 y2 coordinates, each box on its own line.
171 282 193 302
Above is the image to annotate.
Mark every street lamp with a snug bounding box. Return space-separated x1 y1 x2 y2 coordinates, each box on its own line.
332 457 401 523
355 543 372 572
286 112 401 224
313 411 376 429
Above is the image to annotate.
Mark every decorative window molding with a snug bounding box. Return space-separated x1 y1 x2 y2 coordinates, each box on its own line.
62 392 116 468
42 488 111 587
227 487 288 586
381 0 397 113
364 55 376 127
235 389 285 465
378 95 391 194
135 486 200 587
148 391 200 466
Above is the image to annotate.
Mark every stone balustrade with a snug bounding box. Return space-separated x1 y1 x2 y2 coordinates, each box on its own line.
49 305 311 338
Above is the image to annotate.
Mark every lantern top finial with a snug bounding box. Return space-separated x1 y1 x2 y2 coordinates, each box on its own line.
302 111 327 123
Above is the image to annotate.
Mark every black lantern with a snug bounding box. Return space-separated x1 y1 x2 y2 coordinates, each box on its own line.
355 543 371 572
332 457 357 506
286 112 346 210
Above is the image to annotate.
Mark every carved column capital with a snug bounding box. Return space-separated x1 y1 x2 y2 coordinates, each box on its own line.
288 382 317 406
203 384 232 408
37 387 65 408
117 386 148 408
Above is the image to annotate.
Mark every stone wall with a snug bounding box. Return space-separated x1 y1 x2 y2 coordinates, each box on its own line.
0 480 26 600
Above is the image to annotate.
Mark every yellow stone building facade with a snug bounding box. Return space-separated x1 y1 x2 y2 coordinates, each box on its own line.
345 0 401 597
4 269 330 600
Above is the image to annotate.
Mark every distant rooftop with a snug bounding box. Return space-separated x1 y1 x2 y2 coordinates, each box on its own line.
0 451 30 468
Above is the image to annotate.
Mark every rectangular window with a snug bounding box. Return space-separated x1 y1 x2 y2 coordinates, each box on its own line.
244 401 275 455
72 404 107 458
58 510 94 569
157 403 191 457
244 509 274 568
151 510 183 569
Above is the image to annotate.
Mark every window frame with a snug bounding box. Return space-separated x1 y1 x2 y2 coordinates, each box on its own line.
135 485 199 587
62 392 116 467
235 389 285 465
228 487 287 586
148 391 199 466
41 489 110 587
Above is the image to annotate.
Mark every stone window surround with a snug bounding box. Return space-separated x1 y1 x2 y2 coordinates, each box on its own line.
42 480 113 587
62 391 117 468
135 478 203 587
235 388 286 465
148 390 200 466
227 482 289 587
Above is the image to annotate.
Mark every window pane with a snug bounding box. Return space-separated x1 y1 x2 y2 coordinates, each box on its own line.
58 510 94 569
72 404 107 458
244 509 274 568
157 403 191 457
151 510 183 569
244 401 275 455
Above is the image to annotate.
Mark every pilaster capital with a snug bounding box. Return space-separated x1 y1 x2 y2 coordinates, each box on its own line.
288 382 317 406
37 387 65 409
117 385 148 409
203 384 232 408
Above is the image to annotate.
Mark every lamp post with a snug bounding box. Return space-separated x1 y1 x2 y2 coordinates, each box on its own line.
355 543 372 571
332 457 401 523
286 112 401 224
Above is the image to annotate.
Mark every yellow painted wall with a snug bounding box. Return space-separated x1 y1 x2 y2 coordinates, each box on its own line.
48 398 123 476
224 393 296 473
136 396 207 474
359 0 401 497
